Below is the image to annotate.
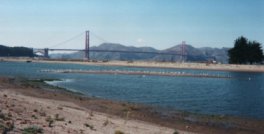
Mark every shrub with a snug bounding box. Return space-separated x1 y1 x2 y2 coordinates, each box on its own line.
115 130 125 134
173 130 179 134
31 115 38 119
45 116 54 127
22 126 43 134
103 119 109 126
84 123 96 131
54 114 65 121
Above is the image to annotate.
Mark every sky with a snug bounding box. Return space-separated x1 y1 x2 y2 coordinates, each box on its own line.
0 0 263 50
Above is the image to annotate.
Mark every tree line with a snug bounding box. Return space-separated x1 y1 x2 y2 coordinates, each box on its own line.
0 45 34 57
228 36 264 64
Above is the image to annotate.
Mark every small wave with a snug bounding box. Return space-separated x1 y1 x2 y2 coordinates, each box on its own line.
45 79 74 84
44 79 81 94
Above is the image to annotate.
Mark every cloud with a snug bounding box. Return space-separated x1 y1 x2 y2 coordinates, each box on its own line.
136 38 147 45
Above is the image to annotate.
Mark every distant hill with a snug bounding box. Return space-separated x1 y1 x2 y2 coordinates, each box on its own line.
0 45 34 57
50 43 229 63
51 43 159 61
90 43 159 61
155 45 229 63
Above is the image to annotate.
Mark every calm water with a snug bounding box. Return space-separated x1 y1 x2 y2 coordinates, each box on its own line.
1 61 264 119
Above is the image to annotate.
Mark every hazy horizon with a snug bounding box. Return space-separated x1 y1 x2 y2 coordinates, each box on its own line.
0 0 263 50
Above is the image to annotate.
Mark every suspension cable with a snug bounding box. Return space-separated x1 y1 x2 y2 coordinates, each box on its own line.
49 32 85 48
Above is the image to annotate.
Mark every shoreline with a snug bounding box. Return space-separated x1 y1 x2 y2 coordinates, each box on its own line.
1 77 264 134
2 57 264 73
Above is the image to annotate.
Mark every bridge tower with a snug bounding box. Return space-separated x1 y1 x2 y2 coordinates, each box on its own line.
181 41 186 62
85 31 90 60
44 48 49 58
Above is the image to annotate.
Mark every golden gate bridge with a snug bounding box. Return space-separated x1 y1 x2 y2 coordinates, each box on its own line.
33 30 191 61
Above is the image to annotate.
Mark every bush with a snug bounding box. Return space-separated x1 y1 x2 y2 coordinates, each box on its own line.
22 126 43 134
54 114 65 121
45 116 54 127
84 123 96 131
173 130 179 134
115 130 125 134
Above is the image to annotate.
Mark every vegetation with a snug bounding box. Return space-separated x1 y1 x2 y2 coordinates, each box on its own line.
228 36 264 64
54 114 65 121
45 116 54 127
173 130 179 134
0 111 14 133
44 114 65 128
103 119 109 126
84 123 96 131
115 130 125 134
22 126 43 134
0 45 34 57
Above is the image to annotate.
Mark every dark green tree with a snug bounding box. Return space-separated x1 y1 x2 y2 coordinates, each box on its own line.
228 36 248 64
228 36 264 64
248 41 264 64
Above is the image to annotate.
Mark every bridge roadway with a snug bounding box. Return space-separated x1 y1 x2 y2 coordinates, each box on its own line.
45 48 186 56
34 48 215 59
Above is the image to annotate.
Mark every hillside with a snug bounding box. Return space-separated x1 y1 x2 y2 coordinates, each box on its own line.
0 45 34 57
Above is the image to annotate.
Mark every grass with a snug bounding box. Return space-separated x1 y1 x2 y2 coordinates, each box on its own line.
39 111 46 117
54 114 65 121
0 111 14 133
173 130 179 134
103 119 109 127
45 114 65 128
128 105 139 111
57 107 63 110
0 112 12 121
89 110 94 117
0 123 6 131
31 114 38 119
45 116 54 127
0 113 7 120
0 123 4 129
0 121 14 134
22 126 43 134
7 112 12 118
84 123 96 131
115 130 125 134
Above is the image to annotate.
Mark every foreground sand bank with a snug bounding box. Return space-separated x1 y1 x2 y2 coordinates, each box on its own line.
2 57 264 72
0 90 179 134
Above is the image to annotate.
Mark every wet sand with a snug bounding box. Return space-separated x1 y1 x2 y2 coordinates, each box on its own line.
1 77 264 134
